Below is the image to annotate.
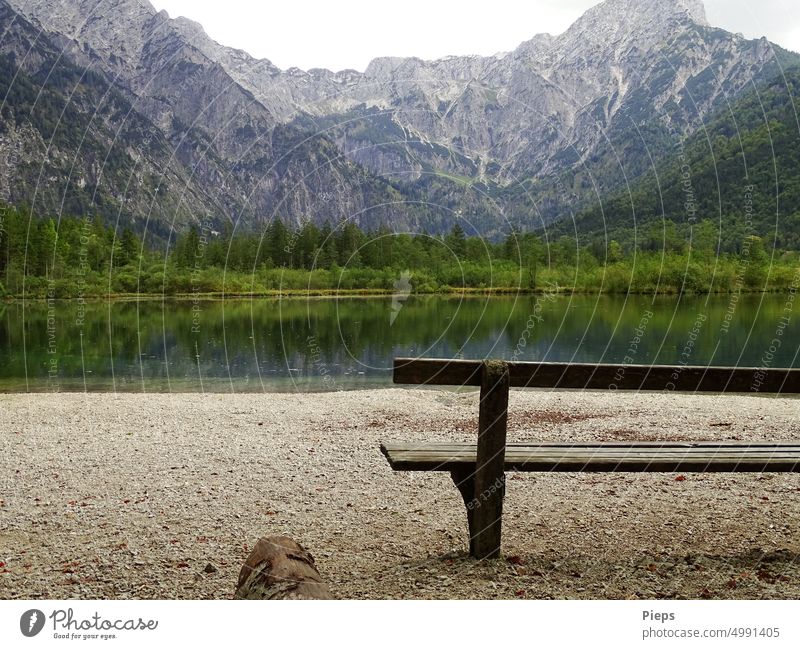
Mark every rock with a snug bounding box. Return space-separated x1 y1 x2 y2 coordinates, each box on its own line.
235 536 333 600
203 563 217 574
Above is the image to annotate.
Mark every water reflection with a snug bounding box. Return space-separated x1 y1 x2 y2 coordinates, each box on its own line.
1 293 798 391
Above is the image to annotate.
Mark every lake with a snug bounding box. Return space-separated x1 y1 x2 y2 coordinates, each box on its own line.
1 293 798 391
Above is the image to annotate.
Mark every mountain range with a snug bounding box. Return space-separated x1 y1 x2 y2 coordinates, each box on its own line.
0 0 798 245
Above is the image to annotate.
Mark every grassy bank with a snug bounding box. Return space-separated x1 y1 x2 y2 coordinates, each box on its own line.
6 249 799 299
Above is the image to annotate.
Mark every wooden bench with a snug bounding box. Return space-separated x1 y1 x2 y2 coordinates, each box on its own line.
380 357 800 559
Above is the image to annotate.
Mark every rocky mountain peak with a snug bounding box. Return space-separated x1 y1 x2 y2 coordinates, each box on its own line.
588 0 708 28
10 0 156 34
561 0 708 49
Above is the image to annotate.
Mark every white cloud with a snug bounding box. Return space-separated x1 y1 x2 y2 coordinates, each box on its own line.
150 0 800 71
705 0 800 52
150 0 593 71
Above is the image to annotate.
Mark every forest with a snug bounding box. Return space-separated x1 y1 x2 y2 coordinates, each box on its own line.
1 202 798 298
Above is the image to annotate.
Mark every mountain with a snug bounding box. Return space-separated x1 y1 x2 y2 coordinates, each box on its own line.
1 0 798 241
0 0 415 239
562 65 800 252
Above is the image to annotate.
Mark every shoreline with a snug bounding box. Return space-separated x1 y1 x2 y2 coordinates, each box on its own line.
2 285 792 302
1 385 799 396
2 389 799 599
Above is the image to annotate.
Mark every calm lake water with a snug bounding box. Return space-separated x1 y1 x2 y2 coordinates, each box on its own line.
1 293 798 391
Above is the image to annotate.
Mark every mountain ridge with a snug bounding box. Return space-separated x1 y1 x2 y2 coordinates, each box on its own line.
1 0 798 242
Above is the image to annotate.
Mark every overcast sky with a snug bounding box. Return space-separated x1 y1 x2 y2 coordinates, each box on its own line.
150 0 800 72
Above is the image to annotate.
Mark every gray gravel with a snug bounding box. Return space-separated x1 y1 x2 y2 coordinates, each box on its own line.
1 389 799 599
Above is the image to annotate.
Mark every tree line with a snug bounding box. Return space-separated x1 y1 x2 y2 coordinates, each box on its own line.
1 202 798 297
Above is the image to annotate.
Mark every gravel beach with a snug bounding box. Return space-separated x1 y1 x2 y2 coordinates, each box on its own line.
2 389 800 600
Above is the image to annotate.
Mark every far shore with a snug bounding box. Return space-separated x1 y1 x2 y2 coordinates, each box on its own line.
2 285 792 302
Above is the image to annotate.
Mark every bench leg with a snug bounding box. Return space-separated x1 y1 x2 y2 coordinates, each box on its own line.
448 361 510 559
472 360 509 559
450 467 477 556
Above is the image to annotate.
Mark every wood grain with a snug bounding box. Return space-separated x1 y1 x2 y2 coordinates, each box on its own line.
381 442 800 473
393 358 800 393
471 361 509 559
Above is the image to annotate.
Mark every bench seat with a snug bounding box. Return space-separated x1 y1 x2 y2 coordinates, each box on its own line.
381 442 800 473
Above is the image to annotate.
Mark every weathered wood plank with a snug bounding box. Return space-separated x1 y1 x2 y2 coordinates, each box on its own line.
385 448 800 456
393 358 800 393
382 443 800 452
394 358 483 386
386 450 800 459
385 452 800 462
471 361 509 559
383 442 800 450
380 443 800 472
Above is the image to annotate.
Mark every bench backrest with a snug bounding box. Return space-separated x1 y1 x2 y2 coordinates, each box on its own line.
393 358 800 393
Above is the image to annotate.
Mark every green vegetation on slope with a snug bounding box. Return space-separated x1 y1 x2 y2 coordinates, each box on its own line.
566 65 800 252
